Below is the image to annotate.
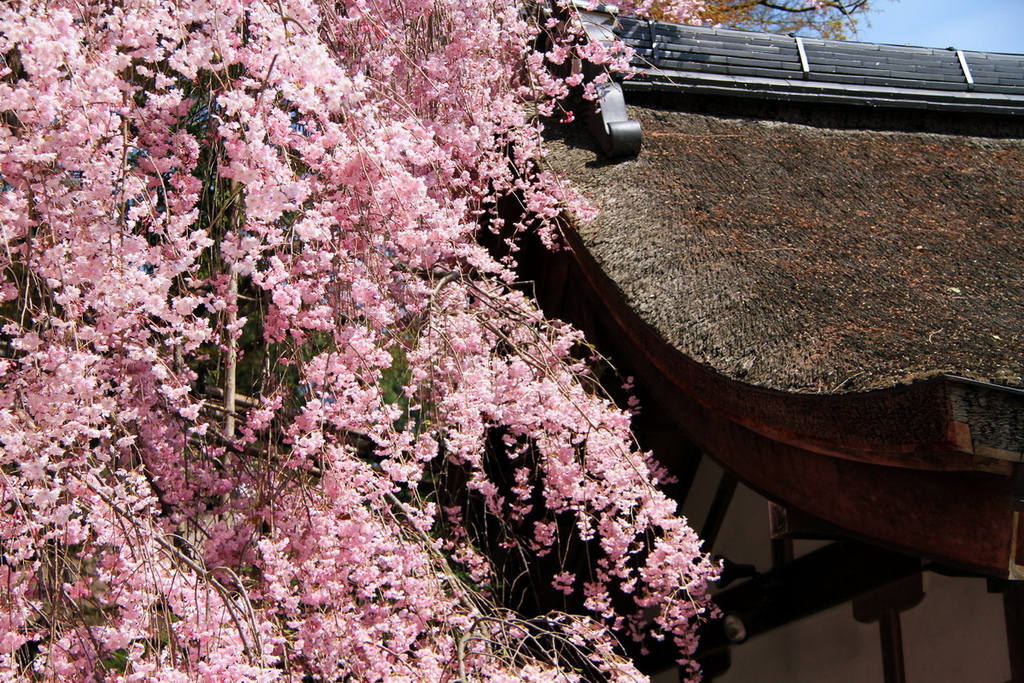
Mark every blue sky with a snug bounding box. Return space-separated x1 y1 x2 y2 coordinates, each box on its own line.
853 0 1024 54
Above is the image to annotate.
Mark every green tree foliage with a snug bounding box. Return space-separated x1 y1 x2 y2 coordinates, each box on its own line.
695 0 876 39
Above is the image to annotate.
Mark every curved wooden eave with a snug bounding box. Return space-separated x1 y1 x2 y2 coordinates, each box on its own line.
528 219 1023 578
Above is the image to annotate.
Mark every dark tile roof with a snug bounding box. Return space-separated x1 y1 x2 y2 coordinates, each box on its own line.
613 17 1024 115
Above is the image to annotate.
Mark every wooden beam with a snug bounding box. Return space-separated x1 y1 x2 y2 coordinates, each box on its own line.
697 540 922 655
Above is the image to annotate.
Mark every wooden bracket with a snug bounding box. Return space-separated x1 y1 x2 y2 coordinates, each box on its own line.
769 502 845 540
852 573 925 623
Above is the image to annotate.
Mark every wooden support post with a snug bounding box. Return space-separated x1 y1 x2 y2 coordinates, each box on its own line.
877 609 906 683
670 440 704 507
770 537 794 568
701 472 737 550
853 573 924 683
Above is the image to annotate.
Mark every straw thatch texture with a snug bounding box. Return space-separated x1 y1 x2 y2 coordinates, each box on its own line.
546 107 1024 393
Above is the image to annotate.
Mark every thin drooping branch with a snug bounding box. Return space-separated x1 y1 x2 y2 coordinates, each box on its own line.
0 1 718 681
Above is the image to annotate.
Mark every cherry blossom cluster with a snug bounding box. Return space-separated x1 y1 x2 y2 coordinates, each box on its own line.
0 0 715 680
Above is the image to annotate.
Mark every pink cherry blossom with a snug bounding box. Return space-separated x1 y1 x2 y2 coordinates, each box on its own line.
0 0 715 680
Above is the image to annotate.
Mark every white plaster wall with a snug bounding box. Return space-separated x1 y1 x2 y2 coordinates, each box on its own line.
651 457 1012 683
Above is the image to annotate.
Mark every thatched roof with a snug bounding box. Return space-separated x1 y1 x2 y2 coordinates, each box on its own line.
528 16 1024 579
545 106 1024 393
